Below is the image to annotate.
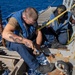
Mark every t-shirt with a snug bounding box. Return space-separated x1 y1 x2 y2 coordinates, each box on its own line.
8 17 20 30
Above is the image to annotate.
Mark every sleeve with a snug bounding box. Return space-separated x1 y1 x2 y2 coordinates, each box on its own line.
8 17 19 28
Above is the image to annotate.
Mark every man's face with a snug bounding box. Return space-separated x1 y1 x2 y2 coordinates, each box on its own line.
25 18 36 25
23 15 36 25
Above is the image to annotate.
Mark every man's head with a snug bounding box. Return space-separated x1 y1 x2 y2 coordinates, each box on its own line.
54 5 68 20
22 7 38 25
57 5 66 14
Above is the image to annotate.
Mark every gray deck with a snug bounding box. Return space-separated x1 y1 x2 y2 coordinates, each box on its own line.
38 7 56 26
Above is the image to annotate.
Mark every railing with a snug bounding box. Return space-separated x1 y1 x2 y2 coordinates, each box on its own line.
63 0 74 11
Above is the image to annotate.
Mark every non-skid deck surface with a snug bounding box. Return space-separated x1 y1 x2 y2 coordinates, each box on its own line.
38 7 56 26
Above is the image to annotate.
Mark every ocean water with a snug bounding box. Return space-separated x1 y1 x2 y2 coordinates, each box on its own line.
0 0 63 19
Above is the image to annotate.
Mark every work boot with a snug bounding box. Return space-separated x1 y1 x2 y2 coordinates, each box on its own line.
36 63 55 74
36 53 49 65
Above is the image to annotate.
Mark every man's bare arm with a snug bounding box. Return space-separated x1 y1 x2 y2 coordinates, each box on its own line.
2 24 34 49
35 30 42 49
2 24 24 43
8 32 23 43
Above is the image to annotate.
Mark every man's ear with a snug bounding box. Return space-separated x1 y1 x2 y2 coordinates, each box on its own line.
22 14 26 20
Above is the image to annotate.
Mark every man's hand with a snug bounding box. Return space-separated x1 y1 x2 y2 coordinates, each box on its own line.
22 38 34 49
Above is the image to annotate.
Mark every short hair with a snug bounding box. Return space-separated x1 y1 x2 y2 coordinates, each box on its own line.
23 7 38 21
57 5 66 13
54 5 67 17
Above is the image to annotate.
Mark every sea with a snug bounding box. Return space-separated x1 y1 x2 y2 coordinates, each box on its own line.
0 0 63 19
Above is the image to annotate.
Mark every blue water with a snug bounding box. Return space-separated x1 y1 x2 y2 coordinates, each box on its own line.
0 0 63 19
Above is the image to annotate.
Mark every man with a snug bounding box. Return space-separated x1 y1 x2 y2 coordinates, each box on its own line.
41 5 75 47
2 7 54 74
